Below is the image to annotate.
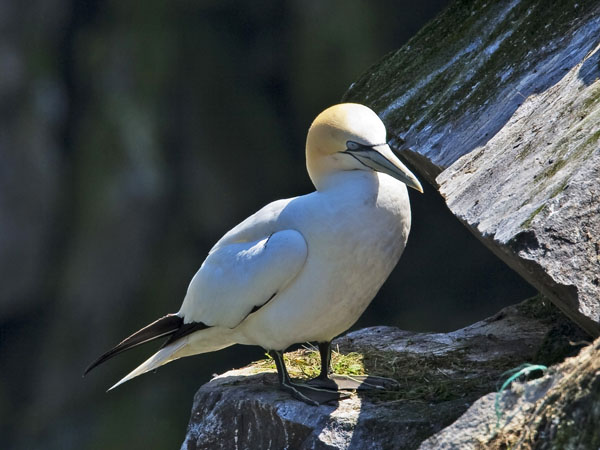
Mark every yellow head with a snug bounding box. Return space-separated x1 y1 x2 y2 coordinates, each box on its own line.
306 103 423 192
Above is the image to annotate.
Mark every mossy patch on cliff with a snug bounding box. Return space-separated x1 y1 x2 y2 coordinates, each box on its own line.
245 295 588 406
248 344 509 404
343 0 600 167
249 345 366 380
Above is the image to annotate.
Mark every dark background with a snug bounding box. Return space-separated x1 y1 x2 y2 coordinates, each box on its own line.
0 1 535 449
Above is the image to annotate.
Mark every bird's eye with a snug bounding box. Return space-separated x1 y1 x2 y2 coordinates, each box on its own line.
346 141 360 151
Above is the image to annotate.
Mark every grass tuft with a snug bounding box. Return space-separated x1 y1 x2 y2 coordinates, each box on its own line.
250 345 365 380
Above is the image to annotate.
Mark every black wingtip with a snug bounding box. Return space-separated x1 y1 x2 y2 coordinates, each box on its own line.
84 346 123 376
83 314 184 376
84 354 110 376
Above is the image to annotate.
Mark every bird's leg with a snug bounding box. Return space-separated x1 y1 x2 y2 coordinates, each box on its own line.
268 350 347 405
317 341 331 381
307 341 397 391
305 341 339 390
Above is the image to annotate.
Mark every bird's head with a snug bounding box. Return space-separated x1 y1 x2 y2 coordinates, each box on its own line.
306 103 423 192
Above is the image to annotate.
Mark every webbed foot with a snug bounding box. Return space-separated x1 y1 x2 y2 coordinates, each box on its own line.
280 380 351 405
307 374 398 391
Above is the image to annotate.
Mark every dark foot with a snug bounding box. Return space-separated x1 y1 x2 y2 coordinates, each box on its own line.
280 380 351 405
307 374 398 391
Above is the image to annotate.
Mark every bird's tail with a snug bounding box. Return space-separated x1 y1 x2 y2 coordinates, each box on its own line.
84 313 236 390
84 314 193 375
108 326 236 391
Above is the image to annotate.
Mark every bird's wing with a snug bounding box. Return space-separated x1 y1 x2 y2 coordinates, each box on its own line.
209 198 293 253
98 228 307 388
178 227 307 328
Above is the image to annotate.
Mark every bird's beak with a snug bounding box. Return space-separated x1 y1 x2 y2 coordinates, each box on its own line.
345 143 424 193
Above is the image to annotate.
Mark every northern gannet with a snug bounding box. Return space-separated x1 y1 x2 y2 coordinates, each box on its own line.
85 103 423 405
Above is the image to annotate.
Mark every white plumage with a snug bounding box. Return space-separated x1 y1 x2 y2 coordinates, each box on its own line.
87 103 423 403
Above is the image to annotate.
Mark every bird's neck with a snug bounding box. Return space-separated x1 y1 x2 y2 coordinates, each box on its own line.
314 170 378 193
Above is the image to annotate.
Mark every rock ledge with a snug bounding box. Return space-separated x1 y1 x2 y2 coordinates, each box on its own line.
181 298 584 449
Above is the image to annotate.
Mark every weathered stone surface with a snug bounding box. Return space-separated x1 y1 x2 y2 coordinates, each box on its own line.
181 297 585 449
437 51 600 336
344 0 600 336
420 336 599 450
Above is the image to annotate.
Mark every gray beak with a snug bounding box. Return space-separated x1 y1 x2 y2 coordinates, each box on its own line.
344 142 424 193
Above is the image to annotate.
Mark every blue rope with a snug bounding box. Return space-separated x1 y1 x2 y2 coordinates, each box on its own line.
495 363 548 428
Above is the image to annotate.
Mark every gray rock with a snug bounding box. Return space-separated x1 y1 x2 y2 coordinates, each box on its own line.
181 297 581 450
344 0 600 336
437 58 600 337
420 336 599 449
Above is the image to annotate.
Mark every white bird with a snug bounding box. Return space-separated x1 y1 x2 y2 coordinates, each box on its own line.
85 103 423 405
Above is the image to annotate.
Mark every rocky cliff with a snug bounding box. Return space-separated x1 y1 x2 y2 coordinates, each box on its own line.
421 335 599 449
344 0 600 337
182 0 600 448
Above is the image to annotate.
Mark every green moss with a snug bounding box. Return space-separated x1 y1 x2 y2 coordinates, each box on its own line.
242 297 590 411
521 203 546 228
517 141 536 161
581 129 600 149
344 0 600 141
250 346 366 380
526 117 598 202
538 125 598 179
541 358 600 449
516 294 561 322
540 158 568 179
248 344 517 404
535 321 590 366
534 125 599 192
549 179 569 199
361 350 518 403
516 294 591 365
581 85 600 113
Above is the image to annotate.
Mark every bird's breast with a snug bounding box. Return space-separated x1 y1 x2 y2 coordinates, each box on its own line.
302 172 411 264
235 172 412 349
